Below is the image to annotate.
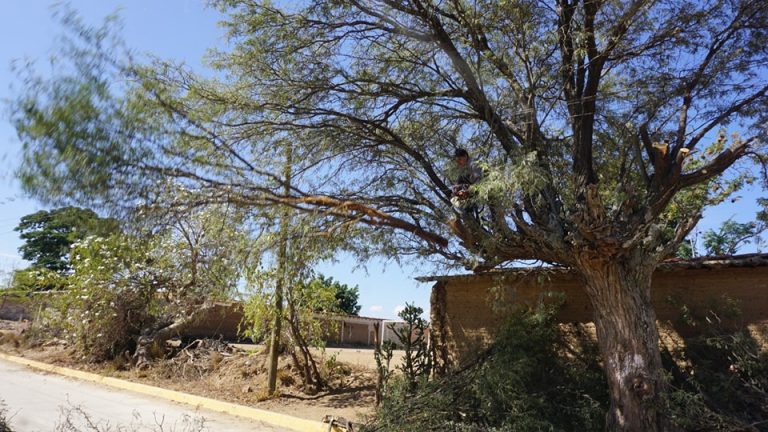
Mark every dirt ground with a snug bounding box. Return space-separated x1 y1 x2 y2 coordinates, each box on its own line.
232 343 405 370
0 321 379 424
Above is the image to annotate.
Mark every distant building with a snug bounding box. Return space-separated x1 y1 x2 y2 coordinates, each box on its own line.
320 315 426 347
320 314 383 346
0 293 416 348
169 305 392 348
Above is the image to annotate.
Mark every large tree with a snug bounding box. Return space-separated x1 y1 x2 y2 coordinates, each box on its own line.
15 206 118 273
11 1 768 430
313 274 362 316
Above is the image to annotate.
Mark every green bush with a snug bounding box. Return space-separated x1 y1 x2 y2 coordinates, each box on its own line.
10 267 68 292
663 296 768 431
47 235 160 362
365 296 768 432
364 303 608 432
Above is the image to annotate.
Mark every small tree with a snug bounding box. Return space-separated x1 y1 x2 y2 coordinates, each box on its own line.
701 219 764 256
241 214 358 393
677 200 768 257
243 266 339 393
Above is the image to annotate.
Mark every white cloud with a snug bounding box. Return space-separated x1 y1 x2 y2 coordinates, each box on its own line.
369 305 383 313
393 305 405 316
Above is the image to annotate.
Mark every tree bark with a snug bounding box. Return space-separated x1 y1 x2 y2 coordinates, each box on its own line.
576 255 673 432
268 142 293 394
266 274 284 394
132 303 217 369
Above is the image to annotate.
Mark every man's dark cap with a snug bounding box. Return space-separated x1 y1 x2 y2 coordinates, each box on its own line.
454 148 469 158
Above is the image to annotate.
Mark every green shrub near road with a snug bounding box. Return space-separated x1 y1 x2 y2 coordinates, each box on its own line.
365 303 608 432
365 299 768 432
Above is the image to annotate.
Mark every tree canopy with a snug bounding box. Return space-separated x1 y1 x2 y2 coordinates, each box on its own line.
14 206 119 272
12 0 768 270
701 218 764 256
309 275 362 316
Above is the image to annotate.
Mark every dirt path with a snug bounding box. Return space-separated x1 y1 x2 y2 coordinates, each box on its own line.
231 343 406 370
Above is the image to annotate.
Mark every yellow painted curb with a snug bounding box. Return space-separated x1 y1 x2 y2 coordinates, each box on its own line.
0 352 343 432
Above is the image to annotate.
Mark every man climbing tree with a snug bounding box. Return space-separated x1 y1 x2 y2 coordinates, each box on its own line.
450 148 483 214
11 1 768 430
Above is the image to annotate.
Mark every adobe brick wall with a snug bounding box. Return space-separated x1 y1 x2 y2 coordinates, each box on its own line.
182 302 244 340
432 266 768 367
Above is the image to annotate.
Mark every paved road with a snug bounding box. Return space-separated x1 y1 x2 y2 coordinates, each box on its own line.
0 358 290 432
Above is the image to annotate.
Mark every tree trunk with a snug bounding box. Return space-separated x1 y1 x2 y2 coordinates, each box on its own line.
132 303 217 369
266 275 284 394
267 142 293 394
576 255 673 432
286 298 324 393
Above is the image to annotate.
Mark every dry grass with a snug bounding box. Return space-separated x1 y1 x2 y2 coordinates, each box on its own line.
0 332 21 349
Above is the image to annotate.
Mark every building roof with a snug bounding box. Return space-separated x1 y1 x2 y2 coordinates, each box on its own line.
416 253 768 283
314 313 384 323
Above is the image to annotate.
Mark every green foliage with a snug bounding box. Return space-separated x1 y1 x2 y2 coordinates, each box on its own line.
242 268 339 347
240 206 360 391
675 198 768 258
49 234 159 361
663 298 768 430
10 5 768 427
372 303 433 406
10 267 69 292
367 295 768 431
242 263 340 392
392 303 432 392
14 207 118 273
307 274 361 316
365 303 608 432
149 204 248 301
10 2 768 270
758 198 768 225
701 219 763 256
38 206 246 362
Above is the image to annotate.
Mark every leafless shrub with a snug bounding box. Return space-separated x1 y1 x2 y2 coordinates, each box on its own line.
0 399 14 432
54 402 206 432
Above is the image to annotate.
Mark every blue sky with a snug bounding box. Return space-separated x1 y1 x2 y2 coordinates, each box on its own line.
0 1 764 319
